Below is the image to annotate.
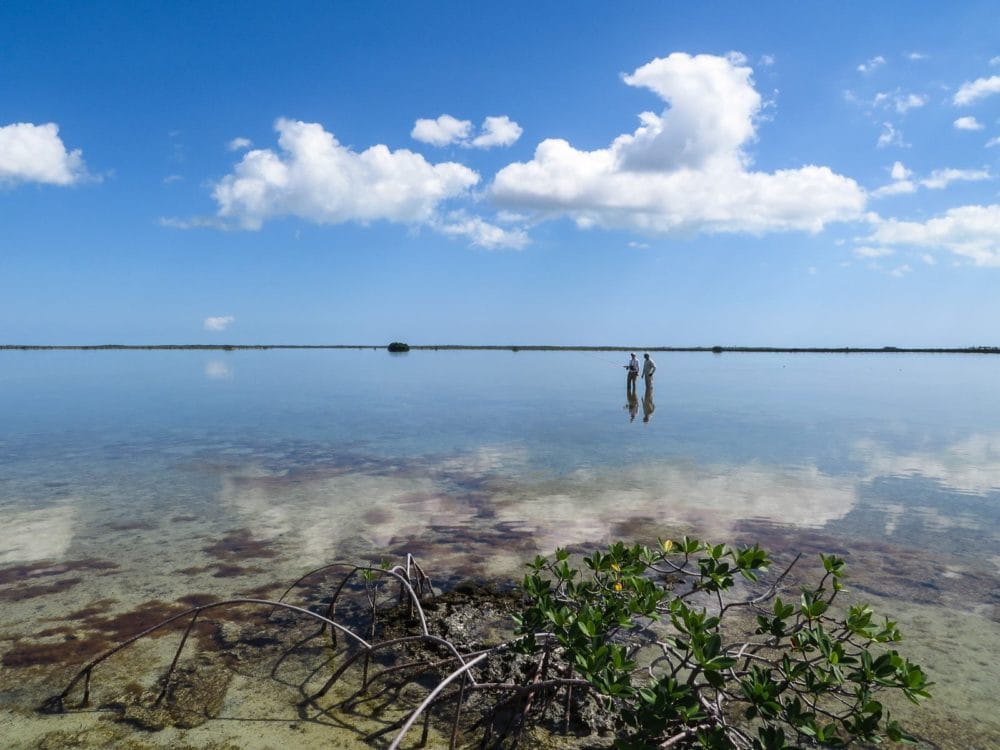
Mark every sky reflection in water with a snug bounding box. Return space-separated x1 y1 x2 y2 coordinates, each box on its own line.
1 349 998 572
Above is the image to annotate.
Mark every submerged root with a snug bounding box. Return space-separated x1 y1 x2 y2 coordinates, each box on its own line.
37 556 598 748
109 652 232 730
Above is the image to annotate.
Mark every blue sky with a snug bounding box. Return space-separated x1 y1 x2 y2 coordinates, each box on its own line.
1 1 998 346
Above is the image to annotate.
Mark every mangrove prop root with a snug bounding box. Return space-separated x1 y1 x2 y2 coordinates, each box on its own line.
38 554 550 749
38 554 620 748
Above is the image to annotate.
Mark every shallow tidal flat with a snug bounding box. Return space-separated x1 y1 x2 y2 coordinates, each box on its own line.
1 350 999 747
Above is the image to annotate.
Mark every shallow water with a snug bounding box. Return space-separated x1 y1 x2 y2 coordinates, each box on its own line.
1 350 998 747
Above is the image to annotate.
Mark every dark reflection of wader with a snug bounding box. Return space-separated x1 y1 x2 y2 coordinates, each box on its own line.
642 386 655 423
625 391 639 422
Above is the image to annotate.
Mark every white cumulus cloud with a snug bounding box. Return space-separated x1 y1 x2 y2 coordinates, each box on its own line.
490 52 866 236
470 115 523 148
411 114 473 146
211 118 479 230
413 114 522 149
988 136 1000 148
0 122 87 186
953 116 984 131
953 75 1000 105
204 315 235 331
864 204 1000 266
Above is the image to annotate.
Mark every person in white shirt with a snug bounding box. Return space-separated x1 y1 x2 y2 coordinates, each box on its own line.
625 352 640 395
642 353 656 390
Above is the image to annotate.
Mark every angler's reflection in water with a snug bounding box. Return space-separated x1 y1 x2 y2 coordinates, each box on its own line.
625 391 639 422
642 386 655 423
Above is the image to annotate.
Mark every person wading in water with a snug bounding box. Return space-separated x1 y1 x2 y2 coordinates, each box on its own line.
641 352 656 390
625 352 640 396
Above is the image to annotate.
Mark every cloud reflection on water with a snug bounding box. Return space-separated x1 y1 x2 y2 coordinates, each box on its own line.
0 506 76 563
215 446 856 567
491 460 856 553
204 360 233 380
857 434 1000 496
218 466 477 558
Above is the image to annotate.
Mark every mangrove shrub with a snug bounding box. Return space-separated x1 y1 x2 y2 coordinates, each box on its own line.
514 539 930 749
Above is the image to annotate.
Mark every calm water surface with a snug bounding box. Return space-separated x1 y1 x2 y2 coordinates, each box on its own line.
1 350 997 747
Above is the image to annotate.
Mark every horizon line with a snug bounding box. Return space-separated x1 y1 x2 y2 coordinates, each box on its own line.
2 344 999 354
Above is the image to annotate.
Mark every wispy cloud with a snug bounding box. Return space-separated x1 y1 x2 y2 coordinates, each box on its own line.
227 137 253 151
160 215 229 230
876 122 905 148
953 75 1000 105
431 211 529 250
919 168 990 190
893 93 927 113
864 204 1000 266
890 264 912 277
953 116 984 131
872 179 915 198
854 245 895 258
846 89 926 114
873 162 990 197
857 55 886 74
